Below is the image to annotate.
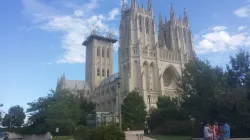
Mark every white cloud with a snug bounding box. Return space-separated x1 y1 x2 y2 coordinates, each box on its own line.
212 26 227 31
195 26 250 54
238 26 247 31
22 0 120 64
234 5 250 18
108 8 120 20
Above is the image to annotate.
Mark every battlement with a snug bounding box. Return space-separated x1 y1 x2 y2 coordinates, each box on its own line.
83 30 117 46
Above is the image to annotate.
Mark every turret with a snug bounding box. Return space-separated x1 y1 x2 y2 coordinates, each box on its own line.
159 13 163 27
132 0 137 9
148 0 152 11
170 3 175 21
183 8 189 26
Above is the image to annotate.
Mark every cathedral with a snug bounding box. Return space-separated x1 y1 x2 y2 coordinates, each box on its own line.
57 0 195 114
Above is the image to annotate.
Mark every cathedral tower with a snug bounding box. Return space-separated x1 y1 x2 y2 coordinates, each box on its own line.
119 0 159 107
119 1 195 110
83 31 117 90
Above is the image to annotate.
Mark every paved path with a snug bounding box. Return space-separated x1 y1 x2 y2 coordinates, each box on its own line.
125 134 155 140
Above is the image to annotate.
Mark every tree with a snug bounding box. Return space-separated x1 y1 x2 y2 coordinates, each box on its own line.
25 89 95 135
1 105 26 128
179 58 226 122
121 91 147 130
226 49 250 89
0 104 3 122
148 96 191 135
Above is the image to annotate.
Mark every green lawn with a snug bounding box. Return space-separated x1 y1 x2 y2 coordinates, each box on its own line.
145 135 191 140
52 136 73 140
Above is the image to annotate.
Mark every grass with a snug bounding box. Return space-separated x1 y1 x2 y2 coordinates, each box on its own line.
145 135 191 140
52 136 73 140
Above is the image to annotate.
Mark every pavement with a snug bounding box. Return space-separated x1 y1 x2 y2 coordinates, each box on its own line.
125 135 155 140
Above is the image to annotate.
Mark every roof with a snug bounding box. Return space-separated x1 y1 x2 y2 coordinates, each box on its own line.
64 80 90 91
99 73 119 86
82 34 117 46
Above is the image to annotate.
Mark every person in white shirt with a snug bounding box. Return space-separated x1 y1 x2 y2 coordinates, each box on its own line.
204 121 213 140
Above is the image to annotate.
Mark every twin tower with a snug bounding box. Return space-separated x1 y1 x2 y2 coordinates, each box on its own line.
83 0 195 111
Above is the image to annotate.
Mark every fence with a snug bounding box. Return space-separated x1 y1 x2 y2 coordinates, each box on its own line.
86 112 117 128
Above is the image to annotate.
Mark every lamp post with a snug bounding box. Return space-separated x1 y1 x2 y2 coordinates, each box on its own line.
148 95 151 111
116 77 122 130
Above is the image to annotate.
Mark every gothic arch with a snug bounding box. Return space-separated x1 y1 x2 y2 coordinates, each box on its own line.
145 17 149 34
162 65 179 88
97 47 100 56
138 15 142 32
150 62 157 91
102 48 105 57
107 48 110 58
143 61 149 90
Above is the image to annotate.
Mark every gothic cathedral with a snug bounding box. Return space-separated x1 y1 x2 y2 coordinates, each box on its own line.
57 0 195 113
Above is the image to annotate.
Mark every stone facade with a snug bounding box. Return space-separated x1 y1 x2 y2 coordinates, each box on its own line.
57 0 195 114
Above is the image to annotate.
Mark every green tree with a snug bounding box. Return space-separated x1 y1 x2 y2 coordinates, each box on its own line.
121 91 147 130
226 49 250 89
148 96 191 135
0 104 3 122
179 58 226 122
25 89 95 135
1 105 26 128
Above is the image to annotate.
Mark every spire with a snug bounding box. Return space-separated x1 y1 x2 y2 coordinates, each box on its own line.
170 3 175 20
132 0 137 9
183 8 189 25
57 77 60 85
159 13 163 26
62 73 66 81
148 0 152 11
122 0 125 11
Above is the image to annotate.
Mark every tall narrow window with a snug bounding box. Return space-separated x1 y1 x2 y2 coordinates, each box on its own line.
184 29 187 44
102 69 105 77
164 30 167 45
107 48 110 58
139 15 142 32
97 48 100 56
102 48 105 57
97 68 100 76
107 69 110 77
146 18 149 34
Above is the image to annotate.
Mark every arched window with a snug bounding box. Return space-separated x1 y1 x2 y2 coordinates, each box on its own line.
97 47 100 56
139 15 142 32
145 18 149 34
183 29 187 44
102 69 105 77
107 48 110 58
164 30 167 45
107 69 110 77
102 48 105 57
97 68 100 76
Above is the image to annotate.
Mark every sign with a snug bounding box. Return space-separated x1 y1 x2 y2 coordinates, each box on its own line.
55 128 59 133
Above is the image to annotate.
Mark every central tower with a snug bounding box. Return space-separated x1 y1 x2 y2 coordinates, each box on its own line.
83 31 117 90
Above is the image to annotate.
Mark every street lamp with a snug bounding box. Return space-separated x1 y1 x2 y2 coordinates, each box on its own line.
116 76 122 130
148 95 151 111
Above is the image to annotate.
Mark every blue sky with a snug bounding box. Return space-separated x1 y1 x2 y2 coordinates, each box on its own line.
0 0 250 113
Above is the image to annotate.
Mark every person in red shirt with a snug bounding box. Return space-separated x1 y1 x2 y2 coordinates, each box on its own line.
210 121 220 140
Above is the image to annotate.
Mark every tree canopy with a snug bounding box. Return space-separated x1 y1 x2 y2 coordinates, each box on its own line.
121 91 147 130
1 105 26 128
149 49 250 137
24 89 95 135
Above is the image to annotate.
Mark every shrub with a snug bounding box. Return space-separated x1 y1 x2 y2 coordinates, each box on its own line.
74 124 125 140
74 126 91 140
150 120 192 136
